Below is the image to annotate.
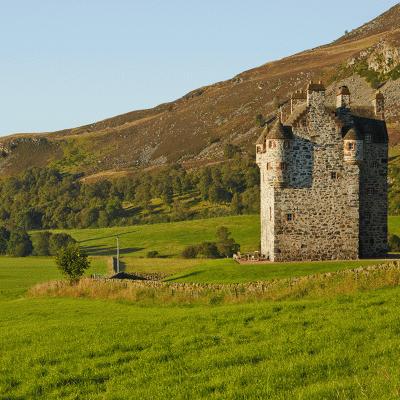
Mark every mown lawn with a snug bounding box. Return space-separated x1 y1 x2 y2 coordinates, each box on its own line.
2 289 400 399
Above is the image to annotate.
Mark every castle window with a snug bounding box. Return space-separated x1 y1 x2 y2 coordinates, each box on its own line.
257 146 262 153
373 161 379 168
267 162 272 170
368 188 374 196
348 143 354 150
364 213 371 221
331 172 337 180
287 214 293 221
284 140 290 149
302 120 307 127
365 134 372 143
268 140 276 149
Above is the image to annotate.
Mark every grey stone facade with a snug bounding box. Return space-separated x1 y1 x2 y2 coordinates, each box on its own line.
256 82 388 261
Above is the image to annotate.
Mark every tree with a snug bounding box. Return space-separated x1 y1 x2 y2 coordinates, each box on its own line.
388 234 400 252
7 228 33 257
0 227 10 255
195 241 220 258
254 113 265 127
215 226 240 258
49 233 76 256
55 243 91 284
223 143 240 160
31 231 52 256
105 198 124 220
181 245 197 259
230 193 242 215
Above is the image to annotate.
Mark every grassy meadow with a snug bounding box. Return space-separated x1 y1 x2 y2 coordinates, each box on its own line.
162 258 394 284
2 288 400 399
1 215 400 398
52 214 260 258
0 257 107 301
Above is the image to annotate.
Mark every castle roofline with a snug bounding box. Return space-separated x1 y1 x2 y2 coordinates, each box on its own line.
255 130 266 145
337 86 350 95
265 118 292 140
307 80 325 92
291 90 307 99
343 125 363 141
373 90 384 100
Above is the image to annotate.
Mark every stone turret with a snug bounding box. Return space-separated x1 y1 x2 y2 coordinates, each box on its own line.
373 90 384 117
291 90 307 113
336 86 352 125
336 86 351 108
264 119 292 188
307 81 325 109
343 126 363 165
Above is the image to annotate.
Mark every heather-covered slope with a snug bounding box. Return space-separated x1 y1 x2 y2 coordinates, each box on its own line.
1 4 400 179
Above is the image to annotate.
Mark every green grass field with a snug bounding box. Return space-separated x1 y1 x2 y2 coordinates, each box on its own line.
389 215 400 236
162 258 394 284
52 214 260 258
0 257 107 301
1 216 400 398
2 289 400 399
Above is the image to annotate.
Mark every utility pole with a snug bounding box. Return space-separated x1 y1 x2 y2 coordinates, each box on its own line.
117 237 120 273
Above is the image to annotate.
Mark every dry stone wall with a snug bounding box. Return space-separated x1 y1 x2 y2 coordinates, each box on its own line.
102 261 399 296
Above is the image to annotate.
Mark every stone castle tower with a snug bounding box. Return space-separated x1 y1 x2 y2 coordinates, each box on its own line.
256 81 388 261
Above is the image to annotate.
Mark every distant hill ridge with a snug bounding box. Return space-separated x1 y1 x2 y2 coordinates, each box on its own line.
1 4 400 179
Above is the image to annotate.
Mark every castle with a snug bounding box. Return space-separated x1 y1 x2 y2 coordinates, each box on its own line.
255 81 388 261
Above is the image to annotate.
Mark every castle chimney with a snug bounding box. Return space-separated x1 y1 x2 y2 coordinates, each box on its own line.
307 81 325 109
373 90 384 118
291 89 307 113
336 86 352 124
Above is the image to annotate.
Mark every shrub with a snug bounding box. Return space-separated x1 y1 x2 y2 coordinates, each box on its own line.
181 245 197 259
55 243 91 284
147 250 159 258
388 234 400 252
254 114 264 128
196 241 220 258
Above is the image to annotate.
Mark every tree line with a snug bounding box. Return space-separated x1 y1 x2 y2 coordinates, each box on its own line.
0 155 260 230
0 226 75 257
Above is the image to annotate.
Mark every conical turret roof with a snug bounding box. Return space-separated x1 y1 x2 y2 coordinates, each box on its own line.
343 125 363 141
265 119 292 140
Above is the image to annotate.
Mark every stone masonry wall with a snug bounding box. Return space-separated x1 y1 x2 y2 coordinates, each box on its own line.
359 142 388 257
268 100 360 262
101 261 400 296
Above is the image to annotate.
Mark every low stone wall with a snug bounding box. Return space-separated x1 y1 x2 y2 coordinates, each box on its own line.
103 261 399 295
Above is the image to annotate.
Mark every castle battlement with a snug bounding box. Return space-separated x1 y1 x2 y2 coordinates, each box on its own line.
256 83 388 261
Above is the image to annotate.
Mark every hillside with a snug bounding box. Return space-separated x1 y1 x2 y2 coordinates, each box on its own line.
1 4 400 179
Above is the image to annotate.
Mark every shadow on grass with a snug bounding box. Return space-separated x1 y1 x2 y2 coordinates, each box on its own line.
78 231 136 244
389 155 400 162
164 270 205 282
84 245 145 256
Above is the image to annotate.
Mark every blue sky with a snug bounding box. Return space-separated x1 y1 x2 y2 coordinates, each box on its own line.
1 0 398 137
